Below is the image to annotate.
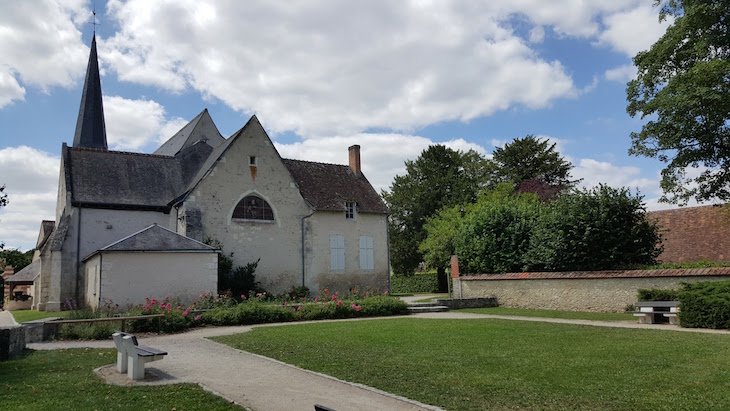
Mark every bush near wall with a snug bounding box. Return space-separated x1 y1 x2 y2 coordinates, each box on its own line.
638 281 730 329
391 272 440 294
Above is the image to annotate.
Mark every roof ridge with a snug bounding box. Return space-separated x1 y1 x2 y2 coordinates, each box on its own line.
69 146 174 159
283 158 348 168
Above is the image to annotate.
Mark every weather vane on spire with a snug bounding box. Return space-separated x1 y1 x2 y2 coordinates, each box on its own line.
89 2 99 35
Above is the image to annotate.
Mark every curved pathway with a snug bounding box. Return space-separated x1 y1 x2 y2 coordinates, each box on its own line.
26 311 730 411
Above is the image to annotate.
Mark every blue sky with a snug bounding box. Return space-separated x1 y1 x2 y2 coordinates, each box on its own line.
0 1 702 251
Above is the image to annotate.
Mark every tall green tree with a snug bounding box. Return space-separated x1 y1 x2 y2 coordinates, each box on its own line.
627 0 730 204
383 145 491 280
492 135 576 188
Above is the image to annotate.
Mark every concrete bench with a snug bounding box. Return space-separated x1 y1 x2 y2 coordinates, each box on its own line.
112 332 167 380
633 301 680 325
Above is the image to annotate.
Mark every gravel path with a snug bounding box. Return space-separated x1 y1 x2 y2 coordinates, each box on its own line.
25 311 730 411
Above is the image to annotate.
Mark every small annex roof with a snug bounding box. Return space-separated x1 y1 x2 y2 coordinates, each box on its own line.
83 224 216 261
154 109 225 156
282 159 388 214
5 259 40 283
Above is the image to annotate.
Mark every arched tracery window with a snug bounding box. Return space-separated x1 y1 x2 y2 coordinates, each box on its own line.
232 195 274 221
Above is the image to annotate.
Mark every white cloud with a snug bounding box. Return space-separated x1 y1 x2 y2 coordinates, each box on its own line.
105 96 189 151
574 158 656 192
605 64 637 83
100 0 581 138
0 0 89 106
529 26 545 43
275 133 488 193
0 146 59 250
597 3 672 56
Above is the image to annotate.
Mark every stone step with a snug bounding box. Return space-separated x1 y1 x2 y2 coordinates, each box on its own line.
407 305 449 313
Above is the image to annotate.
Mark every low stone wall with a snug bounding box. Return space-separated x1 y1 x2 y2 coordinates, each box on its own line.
456 268 730 312
0 326 25 361
435 297 497 309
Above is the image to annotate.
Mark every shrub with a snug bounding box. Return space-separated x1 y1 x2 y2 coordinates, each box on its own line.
219 258 262 299
678 280 730 329
58 322 116 340
637 288 681 302
391 272 440 293
523 185 663 271
126 297 196 333
454 192 540 274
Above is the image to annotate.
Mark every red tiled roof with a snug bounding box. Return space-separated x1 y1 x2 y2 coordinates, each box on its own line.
460 267 730 281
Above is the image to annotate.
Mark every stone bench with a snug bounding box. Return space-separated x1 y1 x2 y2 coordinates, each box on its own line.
112 332 167 380
633 301 680 325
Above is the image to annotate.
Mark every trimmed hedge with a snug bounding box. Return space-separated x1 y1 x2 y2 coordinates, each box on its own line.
678 280 730 329
637 281 730 329
391 273 440 294
202 296 408 326
637 288 681 302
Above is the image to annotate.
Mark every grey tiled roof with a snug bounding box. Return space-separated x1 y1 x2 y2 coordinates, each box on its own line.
5 259 40 283
283 159 388 214
84 224 216 260
154 109 225 156
66 141 211 211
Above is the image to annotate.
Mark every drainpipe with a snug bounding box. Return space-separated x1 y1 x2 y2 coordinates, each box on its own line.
386 215 392 295
75 207 82 305
301 212 315 288
98 253 103 308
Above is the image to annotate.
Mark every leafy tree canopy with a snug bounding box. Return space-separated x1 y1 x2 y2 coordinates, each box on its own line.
383 145 491 275
492 135 576 189
627 0 730 204
0 248 34 272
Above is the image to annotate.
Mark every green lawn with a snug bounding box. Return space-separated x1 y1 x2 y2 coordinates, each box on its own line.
213 318 730 411
459 306 635 321
9 310 72 323
0 348 240 410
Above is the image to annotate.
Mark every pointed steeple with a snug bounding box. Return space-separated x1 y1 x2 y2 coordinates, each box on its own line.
73 35 107 150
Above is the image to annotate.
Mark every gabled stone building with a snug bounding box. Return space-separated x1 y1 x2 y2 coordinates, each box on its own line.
22 36 389 311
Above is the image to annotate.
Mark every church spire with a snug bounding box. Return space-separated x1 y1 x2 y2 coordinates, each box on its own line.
73 34 107 150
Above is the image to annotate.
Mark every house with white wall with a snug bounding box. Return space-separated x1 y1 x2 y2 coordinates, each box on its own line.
19 35 389 311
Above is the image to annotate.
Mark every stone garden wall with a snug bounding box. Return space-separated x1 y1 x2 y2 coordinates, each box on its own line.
455 268 730 312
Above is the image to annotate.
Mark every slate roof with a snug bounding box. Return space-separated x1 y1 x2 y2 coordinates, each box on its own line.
73 35 107 150
36 220 55 249
5 259 40 283
154 109 225 156
65 142 211 211
283 159 388 214
84 224 216 261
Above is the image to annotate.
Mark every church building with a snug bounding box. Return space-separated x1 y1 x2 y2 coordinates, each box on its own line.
14 36 390 311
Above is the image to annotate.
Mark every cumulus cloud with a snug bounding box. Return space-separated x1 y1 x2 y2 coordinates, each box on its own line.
605 64 637 83
597 3 672 56
0 146 59 250
275 133 488 193
0 0 89 107
574 158 656 192
100 0 583 138
105 96 189 151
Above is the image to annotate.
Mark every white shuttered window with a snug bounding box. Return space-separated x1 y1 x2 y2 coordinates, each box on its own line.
359 236 374 270
330 234 345 270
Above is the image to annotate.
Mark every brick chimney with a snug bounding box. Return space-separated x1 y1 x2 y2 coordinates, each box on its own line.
348 145 361 176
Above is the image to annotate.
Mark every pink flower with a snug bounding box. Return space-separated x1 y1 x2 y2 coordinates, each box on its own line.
241 294 247 300
297 305 302 311
351 304 357 309
337 300 343 306
293 308 296 313
356 305 361 312
315 297 319 302
177 306 181 311
195 315 201 321
284 301 288 306
165 295 170 300
331 295 337 301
